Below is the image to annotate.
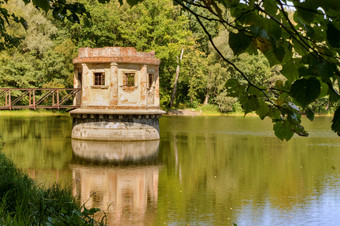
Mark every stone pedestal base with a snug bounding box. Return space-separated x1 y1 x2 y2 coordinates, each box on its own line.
71 139 159 163
70 109 165 141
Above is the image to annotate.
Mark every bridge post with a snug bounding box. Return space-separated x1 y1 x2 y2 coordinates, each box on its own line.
29 90 31 107
57 89 60 110
8 90 11 110
33 90 36 110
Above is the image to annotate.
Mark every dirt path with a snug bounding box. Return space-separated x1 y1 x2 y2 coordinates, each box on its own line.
166 109 202 116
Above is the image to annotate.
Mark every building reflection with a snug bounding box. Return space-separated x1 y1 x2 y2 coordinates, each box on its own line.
71 139 160 225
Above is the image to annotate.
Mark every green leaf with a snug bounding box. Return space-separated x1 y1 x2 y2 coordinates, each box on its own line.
266 19 282 41
296 6 315 23
319 81 328 98
290 78 321 108
315 62 337 80
273 120 294 141
248 86 263 97
229 31 252 55
32 0 50 12
293 124 308 137
126 0 143 6
273 45 285 63
328 84 340 103
268 107 281 120
331 107 340 136
287 112 301 124
263 48 280 67
67 14 79 23
327 23 340 48
281 59 300 83
52 8 65 21
263 1 278 18
225 78 242 97
239 95 259 115
255 100 270 120
305 108 314 121
292 38 307 56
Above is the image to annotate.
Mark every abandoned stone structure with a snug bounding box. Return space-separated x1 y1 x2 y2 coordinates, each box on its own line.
70 47 165 141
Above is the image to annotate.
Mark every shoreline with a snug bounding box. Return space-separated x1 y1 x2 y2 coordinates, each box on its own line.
165 109 333 117
0 109 69 116
0 108 333 117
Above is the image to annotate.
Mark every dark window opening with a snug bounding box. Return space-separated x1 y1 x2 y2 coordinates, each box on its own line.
78 71 82 83
148 74 154 89
124 73 135 87
94 72 105 86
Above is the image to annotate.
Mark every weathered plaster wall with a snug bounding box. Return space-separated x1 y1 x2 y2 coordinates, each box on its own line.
81 63 111 107
74 47 160 109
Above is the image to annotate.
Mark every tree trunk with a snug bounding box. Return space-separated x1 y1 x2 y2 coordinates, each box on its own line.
204 71 212 105
203 93 210 105
170 48 184 108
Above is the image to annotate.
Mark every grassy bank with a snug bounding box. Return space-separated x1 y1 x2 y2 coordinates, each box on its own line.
167 104 334 117
0 152 104 225
0 109 69 116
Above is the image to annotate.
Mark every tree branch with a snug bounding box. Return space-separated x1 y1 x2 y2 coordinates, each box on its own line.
175 0 276 106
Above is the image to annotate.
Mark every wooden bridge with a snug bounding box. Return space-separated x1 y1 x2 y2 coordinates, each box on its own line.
0 88 81 110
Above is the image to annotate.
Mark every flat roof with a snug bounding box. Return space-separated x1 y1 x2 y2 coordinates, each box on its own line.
73 47 161 65
69 108 166 115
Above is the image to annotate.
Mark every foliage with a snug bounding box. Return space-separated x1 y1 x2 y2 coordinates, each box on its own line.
0 0 90 50
215 91 238 113
173 0 340 140
0 151 104 225
0 0 75 89
0 0 338 139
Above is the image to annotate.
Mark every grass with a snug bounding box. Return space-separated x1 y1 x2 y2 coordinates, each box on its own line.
0 109 69 116
0 151 105 225
195 104 222 115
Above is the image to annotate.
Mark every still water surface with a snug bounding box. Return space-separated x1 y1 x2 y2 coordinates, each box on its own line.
0 115 340 225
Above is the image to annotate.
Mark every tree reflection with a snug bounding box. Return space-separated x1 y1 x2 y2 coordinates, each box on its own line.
157 116 340 225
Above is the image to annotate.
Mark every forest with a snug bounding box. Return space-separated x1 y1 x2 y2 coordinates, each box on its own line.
0 0 331 113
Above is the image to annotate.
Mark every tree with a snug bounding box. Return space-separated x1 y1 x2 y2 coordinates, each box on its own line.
2 0 340 140
0 0 93 50
0 0 75 89
171 0 340 140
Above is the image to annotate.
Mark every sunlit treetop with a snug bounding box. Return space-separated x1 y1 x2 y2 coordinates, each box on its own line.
0 0 95 49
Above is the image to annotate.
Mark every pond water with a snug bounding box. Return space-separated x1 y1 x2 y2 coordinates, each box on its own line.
0 115 340 225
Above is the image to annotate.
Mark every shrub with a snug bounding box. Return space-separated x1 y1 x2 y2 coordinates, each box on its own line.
0 152 105 225
215 91 238 113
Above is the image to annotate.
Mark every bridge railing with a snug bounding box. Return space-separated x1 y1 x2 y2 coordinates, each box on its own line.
0 88 81 110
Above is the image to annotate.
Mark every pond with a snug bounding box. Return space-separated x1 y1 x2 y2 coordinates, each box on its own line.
0 115 339 225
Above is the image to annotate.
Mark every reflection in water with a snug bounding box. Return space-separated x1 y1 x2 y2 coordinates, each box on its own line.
71 139 159 163
1 115 340 225
71 140 160 225
0 115 73 186
157 116 340 225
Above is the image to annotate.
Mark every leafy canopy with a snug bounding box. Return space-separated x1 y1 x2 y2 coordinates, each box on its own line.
170 0 340 140
2 0 340 140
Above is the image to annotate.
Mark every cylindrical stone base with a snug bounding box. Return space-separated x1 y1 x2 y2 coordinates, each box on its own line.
70 109 164 141
71 139 159 163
